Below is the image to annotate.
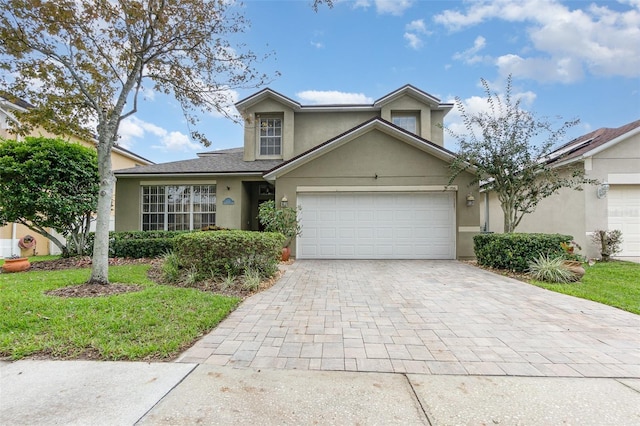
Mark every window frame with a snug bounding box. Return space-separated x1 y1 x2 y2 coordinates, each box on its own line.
141 184 216 231
391 111 420 135
257 115 283 159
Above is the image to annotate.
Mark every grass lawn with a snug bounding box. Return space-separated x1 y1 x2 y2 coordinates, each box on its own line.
531 261 640 315
0 264 240 360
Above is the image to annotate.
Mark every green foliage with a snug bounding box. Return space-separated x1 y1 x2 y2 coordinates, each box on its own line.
161 251 180 283
0 136 98 256
531 261 640 315
0 264 240 360
258 200 302 247
76 231 188 258
445 76 595 233
474 233 572 272
590 229 623 260
174 230 285 278
527 255 575 283
242 267 262 292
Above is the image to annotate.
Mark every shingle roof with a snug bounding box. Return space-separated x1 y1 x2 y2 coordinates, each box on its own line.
115 148 283 175
549 119 640 164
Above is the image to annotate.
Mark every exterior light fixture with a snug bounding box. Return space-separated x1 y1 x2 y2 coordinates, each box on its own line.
596 181 610 199
466 194 475 207
280 196 288 208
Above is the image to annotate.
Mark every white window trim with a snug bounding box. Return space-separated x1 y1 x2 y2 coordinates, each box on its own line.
140 184 216 231
256 114 283 159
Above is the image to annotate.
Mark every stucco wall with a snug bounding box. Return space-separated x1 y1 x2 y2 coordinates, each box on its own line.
485 132 640 259
272 129 480 258
293 111 377 154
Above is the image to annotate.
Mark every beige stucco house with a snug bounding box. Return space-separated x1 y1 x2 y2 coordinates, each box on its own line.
484 119 640 261
115 85 481 259
0 95 153 257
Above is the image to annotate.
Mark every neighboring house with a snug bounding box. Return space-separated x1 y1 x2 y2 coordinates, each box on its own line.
485 119 640 261
0 95 154 257
115 85 481 260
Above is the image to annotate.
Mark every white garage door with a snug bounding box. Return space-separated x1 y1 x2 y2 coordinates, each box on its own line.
297 192 455 259
608 185 640 257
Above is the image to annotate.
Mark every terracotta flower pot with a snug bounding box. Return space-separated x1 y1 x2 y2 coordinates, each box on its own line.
2 257 31 273
281 247 291 262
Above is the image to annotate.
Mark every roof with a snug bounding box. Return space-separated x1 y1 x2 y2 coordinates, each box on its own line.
548 119 640 166
235 85 453 115
264 117 464 181
115 147 283 176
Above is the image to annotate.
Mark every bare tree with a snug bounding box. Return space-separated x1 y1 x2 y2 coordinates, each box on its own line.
0 0 273 284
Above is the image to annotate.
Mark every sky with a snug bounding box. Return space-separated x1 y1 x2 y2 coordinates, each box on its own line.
116 0 640 164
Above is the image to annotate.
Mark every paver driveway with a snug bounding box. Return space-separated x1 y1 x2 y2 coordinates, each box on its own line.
178 260 640 378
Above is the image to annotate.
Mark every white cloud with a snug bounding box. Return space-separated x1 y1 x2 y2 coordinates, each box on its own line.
117 116 201 153
453 36 488 64
404 32 423 50
296 90 374 104
434 0 640 82
405 19 428 34
310 41 324 49
351 0 414 15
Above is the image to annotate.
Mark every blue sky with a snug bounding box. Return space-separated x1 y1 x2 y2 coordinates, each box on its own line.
117 0 640 164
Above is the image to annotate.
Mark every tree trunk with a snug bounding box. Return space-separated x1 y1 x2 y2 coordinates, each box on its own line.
88 132 115 285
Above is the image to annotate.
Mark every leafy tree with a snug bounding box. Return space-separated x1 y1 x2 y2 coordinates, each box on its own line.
446 76 595 233
0 0 274 284
0 137 99 257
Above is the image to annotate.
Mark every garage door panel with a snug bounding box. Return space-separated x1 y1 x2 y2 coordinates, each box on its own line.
608 185 640 257
298 192 455 259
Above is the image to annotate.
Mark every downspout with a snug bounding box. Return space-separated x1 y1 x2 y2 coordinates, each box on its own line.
484 192 490 232
11 222 17 256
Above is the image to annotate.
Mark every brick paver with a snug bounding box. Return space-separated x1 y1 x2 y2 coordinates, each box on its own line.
177 260 640 377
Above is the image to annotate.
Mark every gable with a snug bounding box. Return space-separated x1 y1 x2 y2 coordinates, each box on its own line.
281 128 451 180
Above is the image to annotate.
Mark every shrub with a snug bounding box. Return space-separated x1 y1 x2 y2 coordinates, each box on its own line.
161 251 180 283
590 229 623 261
77 230 189 258
474 233 572 272
527 255 576 283
174 230 285 278
258 200 302 248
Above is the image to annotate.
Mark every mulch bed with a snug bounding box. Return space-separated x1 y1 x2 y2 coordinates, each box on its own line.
29 256 286 299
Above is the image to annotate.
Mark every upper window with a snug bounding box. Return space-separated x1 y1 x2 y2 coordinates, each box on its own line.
391 112 419 135
141 185 216 231
259 117 282 156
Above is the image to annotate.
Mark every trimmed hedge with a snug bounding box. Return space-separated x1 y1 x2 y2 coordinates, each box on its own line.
474 233 572 272
76 230 191 258
174 230 286 277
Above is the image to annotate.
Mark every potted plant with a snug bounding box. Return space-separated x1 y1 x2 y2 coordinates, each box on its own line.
258 200 302 261
2 254 30 273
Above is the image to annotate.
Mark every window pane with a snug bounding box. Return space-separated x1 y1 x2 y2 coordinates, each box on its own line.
259 118 282 156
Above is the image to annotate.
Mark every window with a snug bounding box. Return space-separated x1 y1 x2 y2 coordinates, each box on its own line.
259 117 282 156
391 112 419 134
141 185 216 231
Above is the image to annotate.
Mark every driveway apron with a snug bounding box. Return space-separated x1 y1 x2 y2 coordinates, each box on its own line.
177 260 640 378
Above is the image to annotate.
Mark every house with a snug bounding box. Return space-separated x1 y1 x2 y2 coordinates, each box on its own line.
485 119 640 261
0 95 154 257
114 85 481 259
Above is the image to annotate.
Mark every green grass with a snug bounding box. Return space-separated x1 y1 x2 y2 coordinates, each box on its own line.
0 264 240 360
531 261 640 315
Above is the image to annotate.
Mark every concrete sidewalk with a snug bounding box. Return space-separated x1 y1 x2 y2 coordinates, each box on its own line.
2 360 640 425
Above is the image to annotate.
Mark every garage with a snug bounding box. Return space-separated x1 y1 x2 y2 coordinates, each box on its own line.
296 191 455 259
608 185 640 257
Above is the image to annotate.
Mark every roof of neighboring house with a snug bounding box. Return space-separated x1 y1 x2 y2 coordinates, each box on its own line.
548 119 640 165
0 93 155 165
115 147 283 176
